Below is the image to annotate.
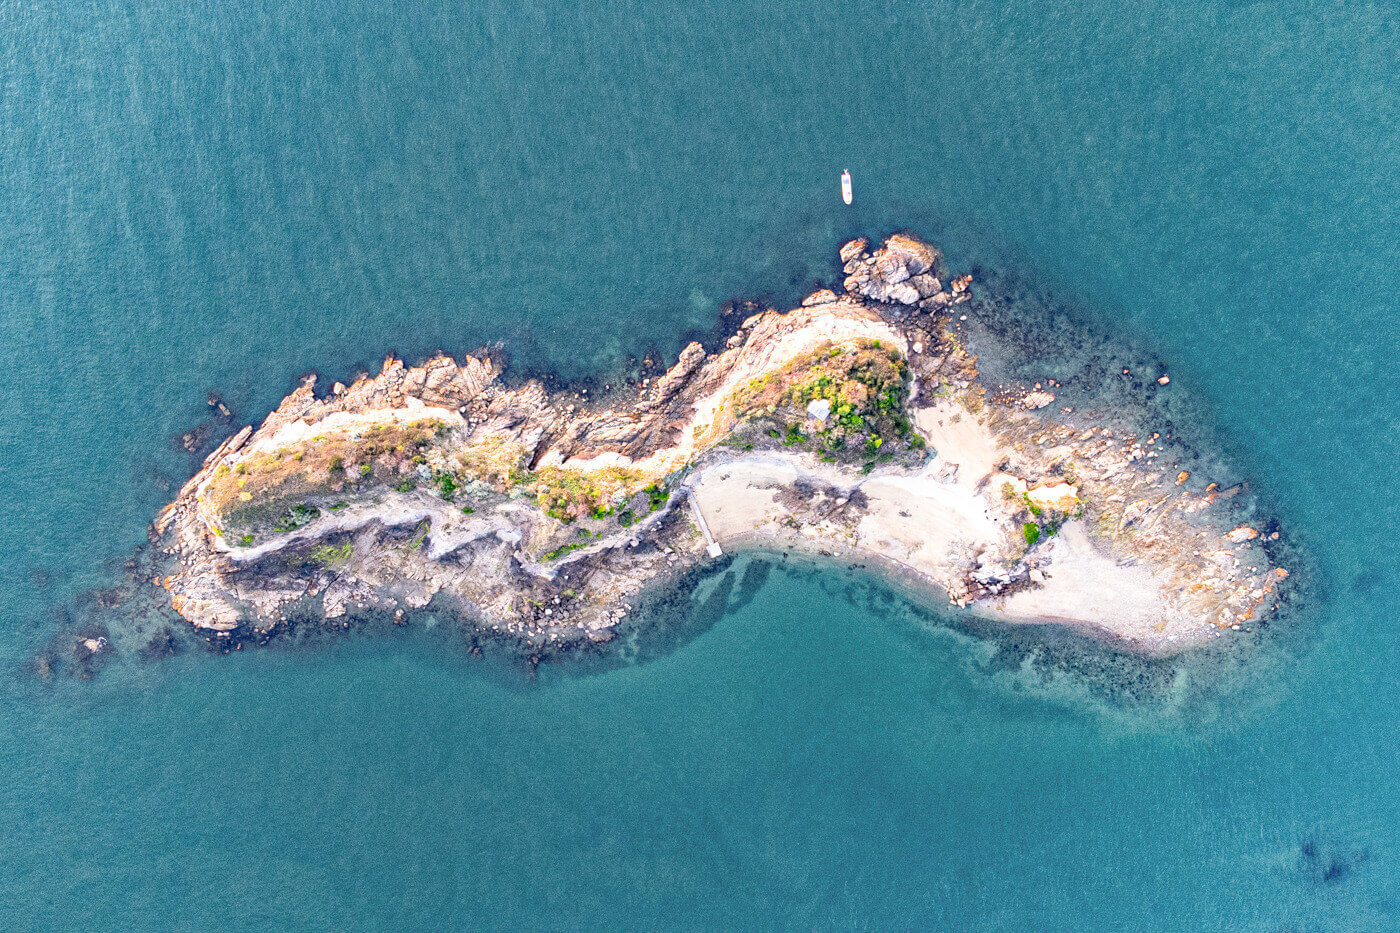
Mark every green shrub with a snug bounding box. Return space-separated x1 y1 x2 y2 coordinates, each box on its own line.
310 543 352 567
272 503 320 534
542 541 587 561
645 483 668 512
436 472 458 500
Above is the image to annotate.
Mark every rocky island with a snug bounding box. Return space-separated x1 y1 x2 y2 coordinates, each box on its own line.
151 234 1288 657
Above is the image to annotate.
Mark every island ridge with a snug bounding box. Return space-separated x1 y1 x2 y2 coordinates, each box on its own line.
152 233 1288 656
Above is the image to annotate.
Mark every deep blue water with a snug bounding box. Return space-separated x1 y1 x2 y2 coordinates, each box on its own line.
2 1 1399 928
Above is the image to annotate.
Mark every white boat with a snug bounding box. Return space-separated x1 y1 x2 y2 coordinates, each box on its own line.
841 170 853 205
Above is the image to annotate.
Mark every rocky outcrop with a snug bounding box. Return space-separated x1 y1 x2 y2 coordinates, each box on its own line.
148 232 1290 655
840 233 970 310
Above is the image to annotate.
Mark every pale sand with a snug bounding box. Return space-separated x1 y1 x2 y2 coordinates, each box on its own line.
688 452 1002 598
988 521 1193 644
687 436 1209 650
688 458 796 539
913 399 1004 494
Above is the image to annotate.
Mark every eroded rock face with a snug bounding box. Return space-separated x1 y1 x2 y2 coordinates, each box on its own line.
843 234 942 305
149 232 1290 655
1028 481 1079 513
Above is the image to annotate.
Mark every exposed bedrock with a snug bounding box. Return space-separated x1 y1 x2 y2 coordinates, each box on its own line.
149 232 1288 656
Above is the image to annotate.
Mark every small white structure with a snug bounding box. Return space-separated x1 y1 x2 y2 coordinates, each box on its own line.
841 170 853 205
807 398 832 422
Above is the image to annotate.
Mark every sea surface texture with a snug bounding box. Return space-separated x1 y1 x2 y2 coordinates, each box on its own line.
1 2 1397 929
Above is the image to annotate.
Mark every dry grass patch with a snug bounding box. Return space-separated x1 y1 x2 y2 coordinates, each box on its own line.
203 419 447 535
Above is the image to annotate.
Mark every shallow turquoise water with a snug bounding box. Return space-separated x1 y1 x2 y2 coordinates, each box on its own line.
2 1 1398 928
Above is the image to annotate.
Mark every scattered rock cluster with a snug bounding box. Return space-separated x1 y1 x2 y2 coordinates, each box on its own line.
839 234 971 310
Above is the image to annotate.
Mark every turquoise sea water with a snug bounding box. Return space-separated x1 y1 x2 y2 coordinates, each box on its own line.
2 2 1399 928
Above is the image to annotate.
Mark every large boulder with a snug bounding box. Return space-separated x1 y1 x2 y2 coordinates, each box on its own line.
841 234 942 306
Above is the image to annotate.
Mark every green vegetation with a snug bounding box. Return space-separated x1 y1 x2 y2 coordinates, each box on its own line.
527 466 642 524
309 543 352 567
535 471 600 522
645 482 668 512
272 503 320 534
204 419 448 532
861 451 894 474
617 508 636 527
435 471 459 500
1022 522 1041 547
727 339 917 462
462 505 476 515
239 534 254 546
542 541 587 561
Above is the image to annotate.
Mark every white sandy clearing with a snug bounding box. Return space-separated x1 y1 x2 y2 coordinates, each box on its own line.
988 521 1197 644
689 458 799 538
853 466 1005 583
688 452 1001 595
913 399 1003 494
686 444 1206 648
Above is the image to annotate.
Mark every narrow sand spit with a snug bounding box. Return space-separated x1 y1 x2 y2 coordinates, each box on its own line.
687 394 1205 650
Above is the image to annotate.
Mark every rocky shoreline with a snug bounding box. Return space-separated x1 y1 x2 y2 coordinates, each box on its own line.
105 232 1290 667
